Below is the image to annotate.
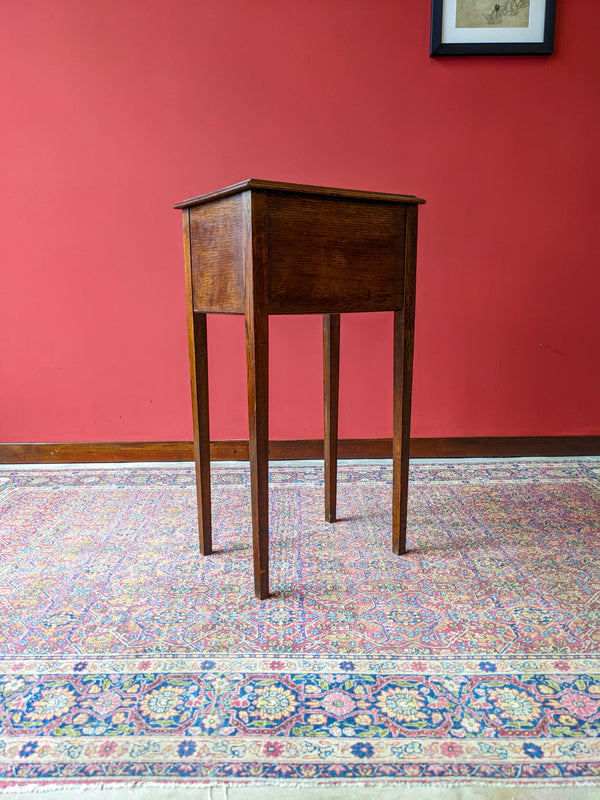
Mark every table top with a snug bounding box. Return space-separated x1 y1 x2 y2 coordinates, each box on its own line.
174 179 426 209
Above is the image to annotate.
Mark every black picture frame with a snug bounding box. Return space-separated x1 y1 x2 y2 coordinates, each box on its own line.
430 0 556 56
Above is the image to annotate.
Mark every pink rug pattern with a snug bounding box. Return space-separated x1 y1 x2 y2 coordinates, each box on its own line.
0 459 598 786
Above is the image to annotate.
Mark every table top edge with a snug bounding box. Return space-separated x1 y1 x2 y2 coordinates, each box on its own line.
174 179 426 209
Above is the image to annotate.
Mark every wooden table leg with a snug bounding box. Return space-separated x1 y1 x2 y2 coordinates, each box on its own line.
191 312 212 555
246 309 270 599
392 206 418 554
323 313 340 523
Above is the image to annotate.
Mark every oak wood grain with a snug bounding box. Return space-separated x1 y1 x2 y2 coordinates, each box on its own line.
189 194 245 313
266 194 406 314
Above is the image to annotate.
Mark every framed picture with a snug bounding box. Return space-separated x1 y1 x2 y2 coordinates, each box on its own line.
430 0 556 56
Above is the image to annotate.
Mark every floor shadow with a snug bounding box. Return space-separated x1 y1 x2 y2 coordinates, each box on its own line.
210 543 250 555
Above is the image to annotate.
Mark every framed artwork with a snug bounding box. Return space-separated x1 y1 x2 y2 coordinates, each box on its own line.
430 0 556 56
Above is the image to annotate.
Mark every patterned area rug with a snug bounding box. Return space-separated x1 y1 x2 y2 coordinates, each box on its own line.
0 459 599 791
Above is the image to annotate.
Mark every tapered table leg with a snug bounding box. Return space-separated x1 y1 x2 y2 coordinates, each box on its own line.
392 308 412 554
191 312 212 555
392 307 409 554
392 207 417 554
323 313 340 523
246 309 270 599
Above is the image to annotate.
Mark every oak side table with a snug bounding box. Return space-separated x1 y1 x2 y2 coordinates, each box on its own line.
175 180 425 599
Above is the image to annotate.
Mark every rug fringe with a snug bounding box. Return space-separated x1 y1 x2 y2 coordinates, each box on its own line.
2 777 599 792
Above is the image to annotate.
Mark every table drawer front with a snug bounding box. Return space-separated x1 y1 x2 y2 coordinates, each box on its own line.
189 194 245 313
266 194 406 314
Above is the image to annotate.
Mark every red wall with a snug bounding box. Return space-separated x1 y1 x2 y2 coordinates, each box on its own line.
1 0 599 443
